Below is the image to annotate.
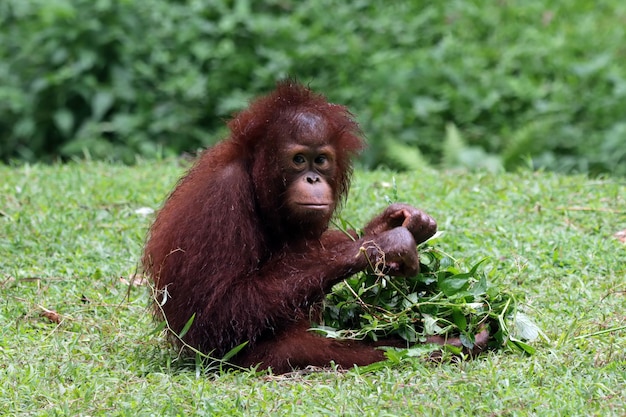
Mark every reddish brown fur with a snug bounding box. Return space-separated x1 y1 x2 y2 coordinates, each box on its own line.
143 81 484 373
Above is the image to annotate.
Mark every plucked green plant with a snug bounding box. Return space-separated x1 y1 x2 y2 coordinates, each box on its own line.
318 238 540 360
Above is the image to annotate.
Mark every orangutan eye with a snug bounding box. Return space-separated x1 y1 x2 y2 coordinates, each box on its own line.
314 155 327 165
293 154 306 165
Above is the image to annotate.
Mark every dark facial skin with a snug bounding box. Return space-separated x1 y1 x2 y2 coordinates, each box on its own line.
284 142 336 217
278 112 339 225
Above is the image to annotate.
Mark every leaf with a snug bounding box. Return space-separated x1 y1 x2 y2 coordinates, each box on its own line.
352 360 390 375
221 341 249 362
439 273 470 296
402 292 419 309
468 257 489 276
53 109 74 136
442 122 466 168
397 323 418 343
92 91 114 121
510 339 536 355
147 320 167 336
512 312 543 342
423 314 444 335
443 344 463 355
382 347 405 364
178 313 196 339
405 344 442 357
469 273 488 296
442 258 488 297
384 140 429 171
451 309 467 331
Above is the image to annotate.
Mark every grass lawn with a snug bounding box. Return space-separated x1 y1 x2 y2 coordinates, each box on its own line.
1 161 625 416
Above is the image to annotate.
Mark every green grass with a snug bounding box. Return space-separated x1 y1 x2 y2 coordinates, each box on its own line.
1 161 625 416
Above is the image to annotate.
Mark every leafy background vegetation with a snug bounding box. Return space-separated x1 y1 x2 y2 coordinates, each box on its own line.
1 0 625 175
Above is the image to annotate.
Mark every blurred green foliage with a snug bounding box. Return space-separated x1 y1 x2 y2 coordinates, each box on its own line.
1 0 625 175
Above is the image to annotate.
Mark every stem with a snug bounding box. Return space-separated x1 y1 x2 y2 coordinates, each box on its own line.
573 325 626 340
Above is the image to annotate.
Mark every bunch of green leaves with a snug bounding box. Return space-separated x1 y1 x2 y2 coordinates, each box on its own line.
317 241 540 356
